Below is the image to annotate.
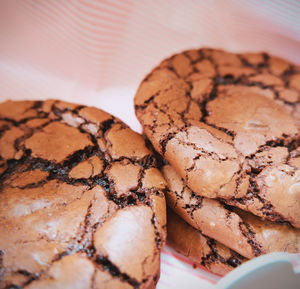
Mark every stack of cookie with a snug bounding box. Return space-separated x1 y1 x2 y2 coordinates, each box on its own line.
134 48 300 275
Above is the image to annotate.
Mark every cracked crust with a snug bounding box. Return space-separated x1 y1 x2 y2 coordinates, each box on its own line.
0 100 167 289
163 164 300 259
167 209 246 276
134 48 300 228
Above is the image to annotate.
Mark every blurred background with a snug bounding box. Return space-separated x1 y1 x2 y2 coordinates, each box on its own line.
1 0 300 115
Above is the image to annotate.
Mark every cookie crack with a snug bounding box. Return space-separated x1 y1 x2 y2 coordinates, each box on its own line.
238 221 264 257
184 191 203 218
96 168 160 209
7 249 72 289
199 79 218 123
238 53 270 70
151 213 162 249
95 255 140 289
159 132 177 155
264 136 299 153
18 250 76 288
201 239 244 269
0 113 49 128
0 124 11 139
226 156 290 223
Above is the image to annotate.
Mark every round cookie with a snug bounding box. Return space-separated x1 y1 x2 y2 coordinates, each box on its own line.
163 164 300 259
0 100 167 289
167 209 246 276
135 48 300 228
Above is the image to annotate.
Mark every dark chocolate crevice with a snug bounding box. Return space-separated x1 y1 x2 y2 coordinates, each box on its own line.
226 161 291 224
16 270 40 286
160 132 177 155
144 137 166 169
239 53 269 69
0 113 50 128
201 238 244 269
264 137 299 152
139 154 157 169
3 285 23 289
151 213 162 249
238 222 263 257
77 201 93 247
203 122 236 138
100 119 116 135
0 149 32 191
5 269 41 289
184 191 203 217
199 80 218 123
0 124 10 139
95 255 140 289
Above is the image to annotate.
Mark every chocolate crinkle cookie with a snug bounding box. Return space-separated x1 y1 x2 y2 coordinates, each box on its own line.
134 48 300 270
0 100 167 289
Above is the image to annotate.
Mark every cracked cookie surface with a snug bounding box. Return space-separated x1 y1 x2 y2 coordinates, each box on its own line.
134 48 300 228
0 100 167 289
163 164 300 259
167 209 246 275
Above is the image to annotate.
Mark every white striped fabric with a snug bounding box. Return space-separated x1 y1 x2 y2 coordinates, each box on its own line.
1 0 300 94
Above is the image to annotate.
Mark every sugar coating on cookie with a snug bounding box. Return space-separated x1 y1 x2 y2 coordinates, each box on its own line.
0 100 167 289
135 48 300 228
